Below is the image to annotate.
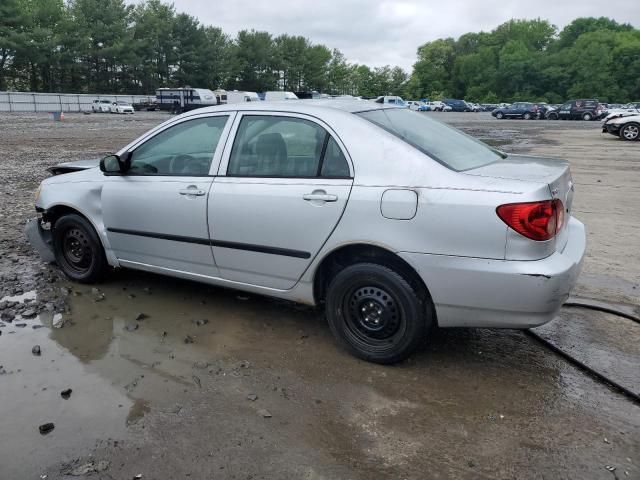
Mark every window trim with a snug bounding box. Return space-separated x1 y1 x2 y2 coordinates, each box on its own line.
220 112 353 180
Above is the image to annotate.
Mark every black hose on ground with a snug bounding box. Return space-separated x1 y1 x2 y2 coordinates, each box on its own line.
526 299 640 406
563 300 640 325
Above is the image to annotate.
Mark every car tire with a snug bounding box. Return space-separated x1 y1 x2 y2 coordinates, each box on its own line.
619 123 640 141
582 112 593 121
52 214 108 283
496 112 504 119
325 263 432 364
523 112 532 120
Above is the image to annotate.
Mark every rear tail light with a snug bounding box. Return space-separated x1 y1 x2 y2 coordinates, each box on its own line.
497 199 564 241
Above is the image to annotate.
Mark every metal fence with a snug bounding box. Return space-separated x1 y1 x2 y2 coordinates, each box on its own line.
0 91 154 113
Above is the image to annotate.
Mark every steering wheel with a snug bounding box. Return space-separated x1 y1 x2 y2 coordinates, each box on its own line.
169 154 197 174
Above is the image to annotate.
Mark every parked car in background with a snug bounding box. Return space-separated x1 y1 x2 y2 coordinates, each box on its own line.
373 95 406 107
110 101 134 114
480 104 498 112
264 91 299 101
26 100 585 364
91 100 112 113
468 103 483 112
442 99 471 112
133 98 158 111
602 113 640 141
602 102 640 120
425 101 450 112
556 99 604 121
406 101 429 111
491 102 540 120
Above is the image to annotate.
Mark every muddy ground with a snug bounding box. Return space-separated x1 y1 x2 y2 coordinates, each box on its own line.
0 111 638 479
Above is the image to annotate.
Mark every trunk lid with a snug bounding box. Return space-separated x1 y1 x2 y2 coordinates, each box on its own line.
463 154 575 252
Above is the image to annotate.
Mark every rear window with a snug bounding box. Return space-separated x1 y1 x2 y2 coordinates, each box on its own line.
356 108 505 171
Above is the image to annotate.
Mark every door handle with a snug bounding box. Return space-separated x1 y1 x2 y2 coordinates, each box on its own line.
303 192 338 202
179 187 206 196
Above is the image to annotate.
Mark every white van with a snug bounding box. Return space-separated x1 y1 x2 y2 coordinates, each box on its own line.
373 96 406 107
226 91 261 104
264 91 298 101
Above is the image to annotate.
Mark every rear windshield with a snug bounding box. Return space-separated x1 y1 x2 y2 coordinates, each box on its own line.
356 108 505 171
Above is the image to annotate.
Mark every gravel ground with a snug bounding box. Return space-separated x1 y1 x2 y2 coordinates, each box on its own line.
0 111 638 480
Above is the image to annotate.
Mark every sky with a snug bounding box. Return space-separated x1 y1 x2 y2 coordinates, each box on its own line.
129 0 640 71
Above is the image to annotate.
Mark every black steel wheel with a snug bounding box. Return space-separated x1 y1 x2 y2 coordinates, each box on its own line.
326 263 432 364
53 214 107 283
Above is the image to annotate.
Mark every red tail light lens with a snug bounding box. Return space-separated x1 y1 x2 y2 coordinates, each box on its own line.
497 199 564 241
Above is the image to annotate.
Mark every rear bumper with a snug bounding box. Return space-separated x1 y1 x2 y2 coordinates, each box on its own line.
400 217 586 328
25 218 56 263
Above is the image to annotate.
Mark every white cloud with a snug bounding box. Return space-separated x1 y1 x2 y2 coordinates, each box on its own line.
127 0 640 71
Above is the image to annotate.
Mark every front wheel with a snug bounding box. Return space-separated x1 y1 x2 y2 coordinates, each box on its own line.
582 112 593 121
53 214 108 283
325 263 432 364
523 112 532 120
496 112 504 119
620 123 640 141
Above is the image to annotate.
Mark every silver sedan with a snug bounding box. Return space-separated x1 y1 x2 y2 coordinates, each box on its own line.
27 100 586 363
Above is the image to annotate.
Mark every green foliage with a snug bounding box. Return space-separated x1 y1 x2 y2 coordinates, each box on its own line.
412 17 639 103
0 0 407 96
2 6 637 101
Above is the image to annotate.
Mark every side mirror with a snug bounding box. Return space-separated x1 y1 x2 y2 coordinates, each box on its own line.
99 152 131 174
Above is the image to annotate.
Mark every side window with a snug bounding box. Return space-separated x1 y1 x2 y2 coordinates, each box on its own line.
228 116 326 177
321 137 350 178
129 116 228 176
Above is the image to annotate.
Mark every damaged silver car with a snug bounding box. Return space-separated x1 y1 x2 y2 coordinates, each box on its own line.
27 100 586 363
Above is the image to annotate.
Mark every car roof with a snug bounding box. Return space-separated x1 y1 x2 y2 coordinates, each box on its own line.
189 99 390 115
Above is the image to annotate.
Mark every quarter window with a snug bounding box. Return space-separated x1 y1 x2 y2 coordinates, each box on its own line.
227 115 350 178
129 116 228 176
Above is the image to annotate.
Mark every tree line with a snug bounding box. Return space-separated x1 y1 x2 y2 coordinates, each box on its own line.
1 0 638 103
0 0 407 96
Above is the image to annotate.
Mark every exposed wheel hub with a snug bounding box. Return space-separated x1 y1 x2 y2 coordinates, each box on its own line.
348 286 400 340
62 228 91 271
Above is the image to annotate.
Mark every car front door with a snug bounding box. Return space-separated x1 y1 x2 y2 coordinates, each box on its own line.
208 113 353 290
102 113 234 277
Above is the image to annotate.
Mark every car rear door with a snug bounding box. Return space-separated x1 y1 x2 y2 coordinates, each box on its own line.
102 112 234 277
208 112 353 290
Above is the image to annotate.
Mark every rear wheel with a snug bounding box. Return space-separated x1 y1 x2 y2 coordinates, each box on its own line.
325 263 432 364
620 123 640 141
53 214 108 283
523 112 532 120
582 112 593 121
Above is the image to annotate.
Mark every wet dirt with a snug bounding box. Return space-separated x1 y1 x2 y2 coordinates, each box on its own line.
1 112 639 479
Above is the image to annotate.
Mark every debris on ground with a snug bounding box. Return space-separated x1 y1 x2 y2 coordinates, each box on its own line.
124 323 139 332
192 318 208 326
184 335 194 344
32 345 41 356
21 308 37 319
61 389 72 399
38 423 55 435
258 409 272 418
247 394 258 401
192 375 201 388
63 460 110 476
135 313 148 321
